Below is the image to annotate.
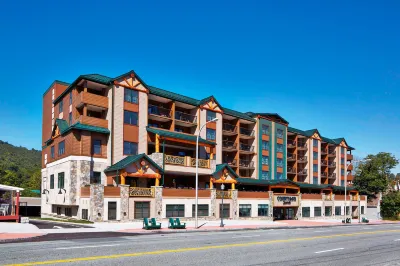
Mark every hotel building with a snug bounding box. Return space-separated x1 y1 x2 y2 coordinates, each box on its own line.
41 70 366 222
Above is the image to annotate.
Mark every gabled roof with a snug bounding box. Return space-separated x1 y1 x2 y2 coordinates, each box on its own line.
104 153 163 173
289 127 354 149
222 108 256 122
212 164 240 179
148 85 199 106
321 136 337 144
54 119 70 134
247 112 289 124
146 127 216 146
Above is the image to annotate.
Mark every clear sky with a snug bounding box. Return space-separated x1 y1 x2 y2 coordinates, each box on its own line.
0 1 399 172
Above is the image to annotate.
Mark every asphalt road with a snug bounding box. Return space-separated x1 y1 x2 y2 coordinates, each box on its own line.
2 224 400 266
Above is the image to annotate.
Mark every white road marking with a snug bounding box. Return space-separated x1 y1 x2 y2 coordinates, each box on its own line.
231 235 261 239
315 248 344 254
314 230 331 233
55 244 120 250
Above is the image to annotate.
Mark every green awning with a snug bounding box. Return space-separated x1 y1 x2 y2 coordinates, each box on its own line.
147 127 216 146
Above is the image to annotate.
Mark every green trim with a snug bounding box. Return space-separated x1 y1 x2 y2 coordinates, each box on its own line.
237 178 298 186
274 123 287 180
104 153 163 173
146 127 216 146
258 119 272 180
247 112 289 124
213 164 240 180
223 108 255 122
148 85 199 106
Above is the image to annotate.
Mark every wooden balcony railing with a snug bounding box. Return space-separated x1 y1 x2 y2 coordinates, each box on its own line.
223 123 237 134
321 160 328 166
175 111 197 124
328 162 336 168
287 153 296 161
298 169 308 175
148 105 172 118
287 141 296 148
164 155 210 168
321 172 328 178
239 143 255 152
287 167 296 174
298 143 308 150
328 173 336 179
129 187 154 197
165 155 185 166
76 91 108 109
239 160 255 169
239 128 255 137
298 156 308 163
328 150 336 157
223 159 237 167
77 115 108 128
347 154 353 161
222 141 237 150
190 158 209 168
216 190 231 199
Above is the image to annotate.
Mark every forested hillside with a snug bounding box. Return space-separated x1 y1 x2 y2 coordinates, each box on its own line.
0 140 41 196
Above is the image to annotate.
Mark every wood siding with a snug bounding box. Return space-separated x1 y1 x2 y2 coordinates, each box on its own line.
238 191 269 199
162 188 211 198
81 187 90 197
104 186 121 197
301 194 322 200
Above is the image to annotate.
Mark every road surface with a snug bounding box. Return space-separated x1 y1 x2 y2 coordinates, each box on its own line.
2 223 400 265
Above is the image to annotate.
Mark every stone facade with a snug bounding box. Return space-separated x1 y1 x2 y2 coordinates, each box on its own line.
153 186 163 218
150 153 164 169
90 184 104 222
80 160 91 185
69 160 78 205
231 189 238 219
119 185 129 222
210 188 216 217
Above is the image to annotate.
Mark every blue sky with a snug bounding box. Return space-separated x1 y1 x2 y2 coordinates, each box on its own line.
0 1 399 172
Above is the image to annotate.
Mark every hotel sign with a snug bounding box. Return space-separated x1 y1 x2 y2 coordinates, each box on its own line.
274 195 299 207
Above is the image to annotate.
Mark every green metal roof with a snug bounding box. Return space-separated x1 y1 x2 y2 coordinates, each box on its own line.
213 164 240 180
55 119 70 134
146 127 216 146
246 112 289 124
222 108 256 122
236 178 298 186
297 183 330 189
104 153 163 173
330 185 356 191
148 85 199 106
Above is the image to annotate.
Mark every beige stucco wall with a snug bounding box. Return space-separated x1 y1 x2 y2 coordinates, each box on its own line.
270 122 275 180
138 91 148 154
113 85 124 163
216 112 223 164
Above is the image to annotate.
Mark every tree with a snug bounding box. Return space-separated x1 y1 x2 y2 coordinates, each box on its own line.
353 152 399 200
381 191 400 219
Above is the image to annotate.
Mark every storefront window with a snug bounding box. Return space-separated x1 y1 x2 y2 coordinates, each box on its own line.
239 204 251 217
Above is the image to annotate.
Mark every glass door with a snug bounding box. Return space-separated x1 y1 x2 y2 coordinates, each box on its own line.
108 202 117 220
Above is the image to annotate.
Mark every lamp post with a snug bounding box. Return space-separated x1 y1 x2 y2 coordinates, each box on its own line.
195 117 218 229
220 183 225 227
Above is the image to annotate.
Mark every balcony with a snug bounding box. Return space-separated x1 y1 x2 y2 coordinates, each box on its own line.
328 150 336 157
76 91 108 109
321 160 328 166
239 128 255 139
298 156 308 163
287 167 296 175
328 173 336 179
321 172 328 178
298 143 308 150
164 155 210 169
222 124 237 136
222 141 237 152
287 153 296 161
175 111 197 126
239 160 255 169
321 150 328 155
328 162 336 168
347 154 353 161
239 143 255 154
223 159 238 168
347 163 353 171
287 140 296 149
148 105 172 122
77 115 108 128
298 169 308 176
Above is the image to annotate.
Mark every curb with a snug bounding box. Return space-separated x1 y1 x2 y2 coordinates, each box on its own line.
29 219 94 228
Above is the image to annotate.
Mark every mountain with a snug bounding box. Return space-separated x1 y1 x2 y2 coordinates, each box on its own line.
0 140 41 196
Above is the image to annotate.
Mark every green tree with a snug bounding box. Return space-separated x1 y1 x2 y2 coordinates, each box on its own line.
381 191 400 219
353 152 399 200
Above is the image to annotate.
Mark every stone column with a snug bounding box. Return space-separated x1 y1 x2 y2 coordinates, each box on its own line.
153 186 163 219
119 185 129 222
90 184 104 222
321 193 326 218
296 193 302 219
231 189 238 219
210 188 216 219
268 191 274 218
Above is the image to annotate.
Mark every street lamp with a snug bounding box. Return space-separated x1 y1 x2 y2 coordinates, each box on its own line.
195 117 218 229
220 183 225 227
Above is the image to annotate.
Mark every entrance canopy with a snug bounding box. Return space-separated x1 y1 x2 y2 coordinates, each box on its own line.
0 184 24 192
211 164 239 188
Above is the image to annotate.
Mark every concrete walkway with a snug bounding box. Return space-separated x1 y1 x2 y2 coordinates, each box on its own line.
1 219 399 241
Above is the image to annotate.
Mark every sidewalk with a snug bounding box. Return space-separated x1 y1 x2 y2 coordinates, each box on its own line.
0 223 45 241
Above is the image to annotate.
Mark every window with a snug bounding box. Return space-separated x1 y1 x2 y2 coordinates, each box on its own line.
220 204 230 218
276 158 283 167
313 151 318 160
92 140 101 155
341 169 345 176
206 128 216 140
59 100 63 113
341 158 345 165
124 88 138 104
65 207 72 217
262 156 269 165
108 202 117 220
50 174 54 189
262 125 269 135
341 147 345 154
51 146 55 159
82 209 88 220
314 207 322 217
341 180 345 186
123 141 138 155
56 207 61 215
361 206 365 215
346 206 350 215
262 141 269 150
313 177 318 184
335 206 341 216
192 204 209 217
276 172 283 180
91 172 101 184
276 143 283 153
68 112 72 125
58 172 65 189
313 164 318 172
206 110 216 122
325 206 332 216
276 128 283 139
261 171 269 180
58 141 65 155
166 205 185 217
239 204 251 217
258 204 269 216
124 110 138 125
135 202 150 219
302 207 310 217
69 92 72 105
313 139 318 147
